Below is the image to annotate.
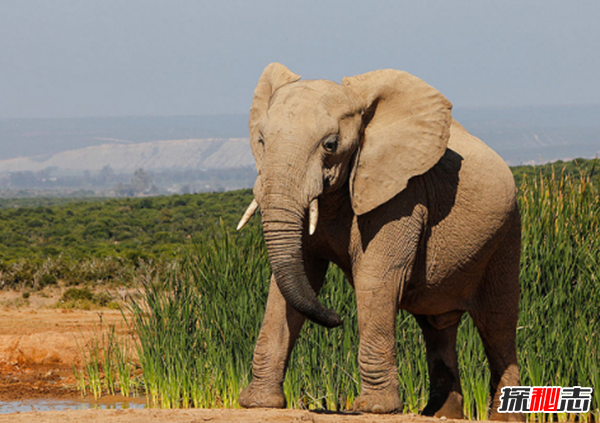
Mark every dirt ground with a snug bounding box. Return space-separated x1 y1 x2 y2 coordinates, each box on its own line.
0 408 467 423
0 289 129 402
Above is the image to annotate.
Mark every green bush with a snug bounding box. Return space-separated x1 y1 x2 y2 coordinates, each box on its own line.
39 273 58 287
58 287 114 309
61 287 94 302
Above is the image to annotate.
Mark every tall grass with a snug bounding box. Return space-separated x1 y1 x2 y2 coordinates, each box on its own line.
79 167 599 420
126 224 269 408
517 167 599 422
75 319 139 399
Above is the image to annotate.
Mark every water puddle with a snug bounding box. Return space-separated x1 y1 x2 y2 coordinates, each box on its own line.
0 396 146 414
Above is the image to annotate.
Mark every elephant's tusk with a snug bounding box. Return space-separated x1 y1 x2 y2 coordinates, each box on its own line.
308 198 318 236
236 199 259 230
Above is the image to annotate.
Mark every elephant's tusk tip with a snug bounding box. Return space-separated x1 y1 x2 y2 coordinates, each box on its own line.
308 198 318 236
237 199 259 231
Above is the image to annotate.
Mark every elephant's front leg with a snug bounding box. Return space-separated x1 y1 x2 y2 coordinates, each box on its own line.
239 259 328 408
238 274 304 408
352 272 403 414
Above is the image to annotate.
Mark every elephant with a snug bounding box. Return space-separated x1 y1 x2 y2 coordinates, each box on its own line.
236 63 522 420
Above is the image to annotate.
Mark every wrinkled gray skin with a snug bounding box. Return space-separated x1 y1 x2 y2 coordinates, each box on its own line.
238 63 522 421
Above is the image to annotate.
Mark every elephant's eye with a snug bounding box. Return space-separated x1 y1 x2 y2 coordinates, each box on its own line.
322 136 338 153
258 135 265 145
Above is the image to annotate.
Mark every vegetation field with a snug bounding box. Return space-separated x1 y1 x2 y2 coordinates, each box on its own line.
0 158 598 421
0 190 253 289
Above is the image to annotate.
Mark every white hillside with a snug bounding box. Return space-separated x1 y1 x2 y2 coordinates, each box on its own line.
0 138 254 173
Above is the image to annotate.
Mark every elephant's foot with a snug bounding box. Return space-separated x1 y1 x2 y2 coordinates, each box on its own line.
238 380 286 409
352 389 402 414
422 391 464 419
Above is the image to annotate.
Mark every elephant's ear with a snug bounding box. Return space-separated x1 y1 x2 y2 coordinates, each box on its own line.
249 63 301 167
342 69 452 215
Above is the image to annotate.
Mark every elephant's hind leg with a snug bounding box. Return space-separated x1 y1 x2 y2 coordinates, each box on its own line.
415 312 465 419
470 210 523 421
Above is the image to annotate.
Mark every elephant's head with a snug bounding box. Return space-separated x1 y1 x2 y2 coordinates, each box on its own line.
238 63 453 328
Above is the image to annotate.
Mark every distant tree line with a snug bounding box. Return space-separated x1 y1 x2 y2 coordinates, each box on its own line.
511 157 598 187
0 189 256 289
1 159 596 198
0 165 257 197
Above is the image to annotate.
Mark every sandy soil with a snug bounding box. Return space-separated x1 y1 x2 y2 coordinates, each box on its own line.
0 408 466 423
0 289 129 401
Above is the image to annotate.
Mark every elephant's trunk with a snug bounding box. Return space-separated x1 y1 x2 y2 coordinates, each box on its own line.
261 192 342 328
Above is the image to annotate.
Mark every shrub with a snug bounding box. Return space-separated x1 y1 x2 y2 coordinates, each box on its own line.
61 287 94 302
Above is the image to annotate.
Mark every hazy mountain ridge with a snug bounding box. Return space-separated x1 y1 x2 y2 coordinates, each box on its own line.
466 125 599 164
452 105 600 164
0 105 598 182
0 115 249 161
0 138 254 174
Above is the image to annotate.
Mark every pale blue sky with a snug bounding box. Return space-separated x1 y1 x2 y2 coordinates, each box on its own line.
1 1 599 118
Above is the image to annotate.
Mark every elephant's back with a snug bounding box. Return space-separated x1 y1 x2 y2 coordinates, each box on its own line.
446 119 517 216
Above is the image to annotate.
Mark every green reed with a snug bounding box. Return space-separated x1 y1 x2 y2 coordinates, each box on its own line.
75 320 139 399
82 334 103 399
518 166 599 422
125 223 269 408
77 166 599 420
